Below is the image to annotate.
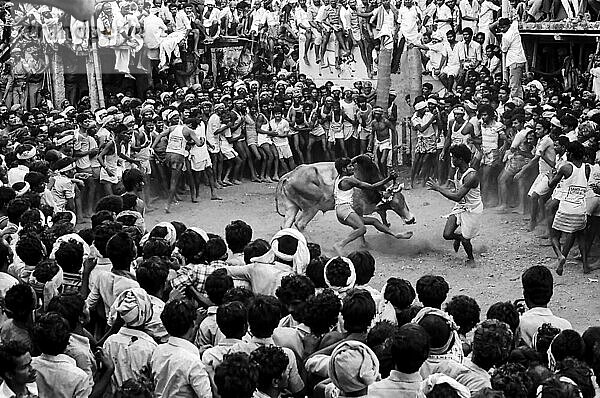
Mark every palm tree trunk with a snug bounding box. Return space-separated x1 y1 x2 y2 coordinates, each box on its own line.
376 48 392 109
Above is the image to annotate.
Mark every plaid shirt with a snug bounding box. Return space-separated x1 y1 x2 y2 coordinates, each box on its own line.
170 263 216 295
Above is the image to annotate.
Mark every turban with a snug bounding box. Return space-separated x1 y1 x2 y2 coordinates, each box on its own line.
328 341 379 393
17 146 36 160
167 110 180 121
251 228 310 274
414 102 427 111
324 257 356 297
114 288 154 327
116 210 147 235
123 115 136 125
412 307 464 364
50 233 90 260
420 374 470 398
188 227 209 243
13 181 30 197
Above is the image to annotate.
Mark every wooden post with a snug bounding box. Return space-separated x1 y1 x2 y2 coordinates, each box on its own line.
211 47 218 86
89 18 105 109
501 0 509 83
407 46 422 166
51 51 65 108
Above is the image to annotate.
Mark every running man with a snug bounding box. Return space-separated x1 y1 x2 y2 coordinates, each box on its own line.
333 157 413 255
426 144 483 267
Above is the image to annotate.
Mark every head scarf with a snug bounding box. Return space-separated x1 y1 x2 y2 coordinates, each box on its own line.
116 210 147 235
50 233 91 261
328 341 379 394
251 228 310 274
140 221 177 247
188 227 209 243
324 257 356 297
13 181 30 197
16 146 36 160
420 374 470 398
412 307 464 364
114 287 154 327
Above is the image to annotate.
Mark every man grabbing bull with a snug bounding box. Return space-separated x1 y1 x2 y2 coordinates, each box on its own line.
333 158 413 255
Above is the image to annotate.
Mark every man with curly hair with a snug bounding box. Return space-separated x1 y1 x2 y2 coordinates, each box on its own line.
214 352 258 398
250 346 289 398
0 340 37 397
445 295 480 355
416 275 449 309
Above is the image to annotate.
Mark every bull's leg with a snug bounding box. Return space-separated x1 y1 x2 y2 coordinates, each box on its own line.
377 209 390 227
295 207 320 232
283 205 300 229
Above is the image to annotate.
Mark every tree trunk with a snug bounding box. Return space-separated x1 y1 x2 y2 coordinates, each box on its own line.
51 51 65 108
407 46 422 163
376 48 392 109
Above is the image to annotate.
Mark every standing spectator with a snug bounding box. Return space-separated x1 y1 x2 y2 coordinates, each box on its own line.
495 18 526 98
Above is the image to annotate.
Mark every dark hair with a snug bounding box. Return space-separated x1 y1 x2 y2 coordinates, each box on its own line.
205 235 228 263
33 312 71 355
248 295 280 338
214 353 258 398
122 168 144 192
223 287 255 307
536 376 584 398
121 193 139 212
7 197 30 224
93 221 123 257
391 323 430 373
551 329 585 363
177 229 207 264
491 363 533 398
243 239 270 264
302 288 341 336
416 275 449 308
106 232 136 269
32 258 59 283
567 141 586 162
334 157 352 174
556 358 594 398
384 278 415 310
445 295 480 335
347 251 375 285
47 293 85 331
305 256 327 288
136 257 169 296
225 220 253 254
449 144 472 164
522 266 553 306
276 235 298 258
0 340 30 378
95 195 124 214
0 186 16 209
4 283 35 321
142 238 172 259
582 326 600 376
250 346 289 392
15 232 44 267
341 289 376 333
487 301 520 335
160 299 196 337
367 320 397 348
91 210 115 229
217 301 248 339
204 268 233 305
325 257 351 287
275 274 315 306
55 240 84 273
472 319 513 370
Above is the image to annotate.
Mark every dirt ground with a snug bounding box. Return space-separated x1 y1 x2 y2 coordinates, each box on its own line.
144 177 600 332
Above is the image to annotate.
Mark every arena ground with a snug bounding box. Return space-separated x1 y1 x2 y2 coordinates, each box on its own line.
144 177 600 332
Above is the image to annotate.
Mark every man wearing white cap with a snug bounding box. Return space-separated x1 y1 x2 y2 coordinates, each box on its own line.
8 144 35 186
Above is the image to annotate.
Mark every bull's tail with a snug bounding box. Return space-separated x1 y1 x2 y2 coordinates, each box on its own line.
275 174 288 217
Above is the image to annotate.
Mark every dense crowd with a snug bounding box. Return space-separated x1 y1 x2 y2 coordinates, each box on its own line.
0 206 597 398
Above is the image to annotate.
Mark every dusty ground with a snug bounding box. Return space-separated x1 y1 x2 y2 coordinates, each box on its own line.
144 177 600 332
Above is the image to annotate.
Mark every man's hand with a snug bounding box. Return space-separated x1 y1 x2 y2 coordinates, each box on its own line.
426 177 440 191
95 348 114 372
514 171 523 180
83 257 97 275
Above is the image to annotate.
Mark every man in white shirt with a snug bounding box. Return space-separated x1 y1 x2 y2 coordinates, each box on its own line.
477 0 499 47
434 0 453 35
144 7 168 55
496 18 526 98
0 340 38 398
459 0 479 31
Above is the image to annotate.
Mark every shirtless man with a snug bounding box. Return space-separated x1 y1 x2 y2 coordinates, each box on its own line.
153 111 206 213
427 144 483 267
333 157 413 255
371 106 393 177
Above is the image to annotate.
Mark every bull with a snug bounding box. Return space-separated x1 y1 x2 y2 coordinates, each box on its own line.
275 155 415 232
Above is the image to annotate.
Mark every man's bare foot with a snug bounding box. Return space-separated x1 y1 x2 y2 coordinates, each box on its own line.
211 195 223 201
395 231 413 239
264 177 274 183
251 176 261 182
453 239 461 252
222 179 233 186
272 176 280 182
556 256 566 276
191 198 198 203
512 208 525 215
465 258 476 267
232 180 242 185
491 205 509 213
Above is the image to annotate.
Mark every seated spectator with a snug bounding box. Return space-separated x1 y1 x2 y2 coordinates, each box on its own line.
549 330 585 370
324 341 380 398
416 275 449 309
445 295 481 356
230 295 304 395
225 220 253 266
0 340 37 397
103 288 158 394
518 266 572 347
0 283 36 352
380 277 417 325
250 346 289 398
151 299 212 398
47 293 96 379
31 312 111 397
487 301 520 337
205 234 229 268
214 352 258 398
170 228 214 295
369 324 430 398
275 273 315 328
132 257 170 343
226 229 309 295
196 269 234 347
348 251 382 311
323 257 356 299
491 362 534 398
